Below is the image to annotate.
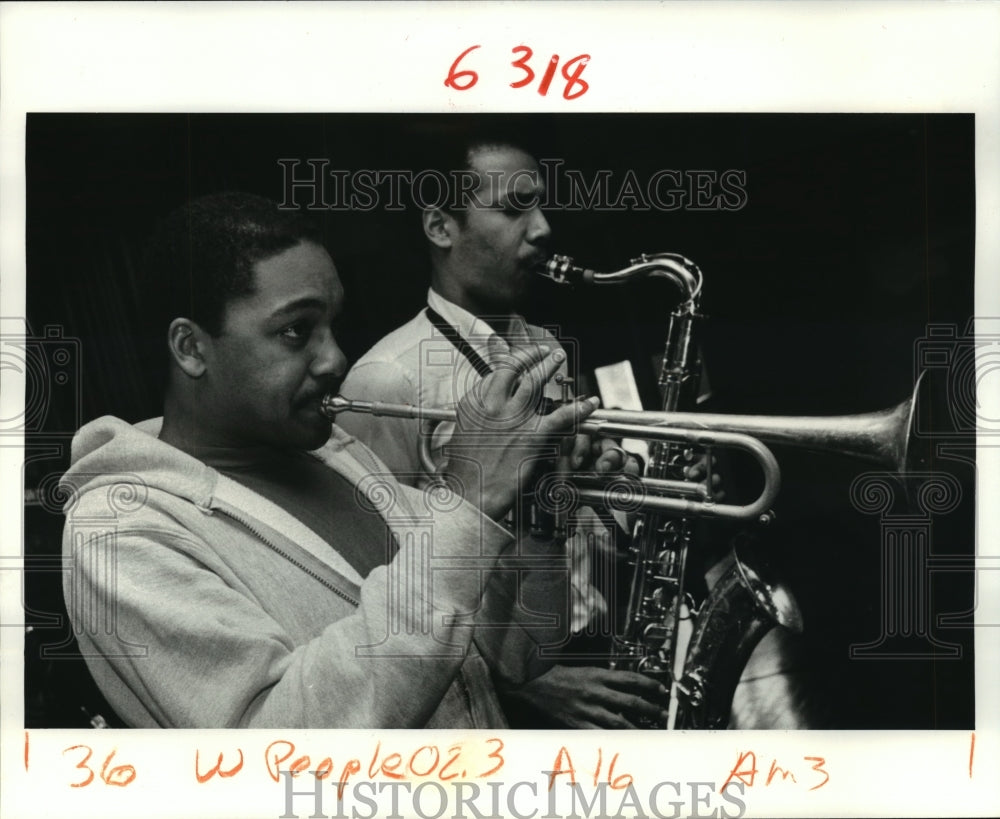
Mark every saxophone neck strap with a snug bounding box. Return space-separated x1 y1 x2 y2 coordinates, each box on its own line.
425 306 495 378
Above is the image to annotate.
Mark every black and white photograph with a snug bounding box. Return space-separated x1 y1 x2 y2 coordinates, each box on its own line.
2 4 999 819
20 111 978 734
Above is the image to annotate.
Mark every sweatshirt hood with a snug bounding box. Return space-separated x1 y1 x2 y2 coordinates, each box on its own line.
60 416 217 511
60 415 380 515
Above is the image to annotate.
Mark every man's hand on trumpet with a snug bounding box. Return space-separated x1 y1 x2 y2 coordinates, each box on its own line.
560 432 645 478
443 339 601 521
684 452 725 501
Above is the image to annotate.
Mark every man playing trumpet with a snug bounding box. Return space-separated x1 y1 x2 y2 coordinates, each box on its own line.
60 191 612 728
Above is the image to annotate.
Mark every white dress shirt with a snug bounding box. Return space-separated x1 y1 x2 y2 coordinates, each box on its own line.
340 289 612 633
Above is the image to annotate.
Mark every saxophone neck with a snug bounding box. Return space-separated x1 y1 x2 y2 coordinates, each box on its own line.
540 252 704 310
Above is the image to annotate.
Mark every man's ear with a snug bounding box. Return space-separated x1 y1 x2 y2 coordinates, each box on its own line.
167 318 210 378
422 207 455 249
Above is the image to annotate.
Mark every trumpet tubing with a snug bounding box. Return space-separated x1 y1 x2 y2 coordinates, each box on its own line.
321 374 924 521
322 394 782 522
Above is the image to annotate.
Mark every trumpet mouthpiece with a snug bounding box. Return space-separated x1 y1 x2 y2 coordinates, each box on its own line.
320 395 351 417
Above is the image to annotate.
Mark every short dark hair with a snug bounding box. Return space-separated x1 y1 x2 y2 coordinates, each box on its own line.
144 191 322 336
415 123 543 222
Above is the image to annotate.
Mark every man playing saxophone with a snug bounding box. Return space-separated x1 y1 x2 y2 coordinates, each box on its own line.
339 130 679 728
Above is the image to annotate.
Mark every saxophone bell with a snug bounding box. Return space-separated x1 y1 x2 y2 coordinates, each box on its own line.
674 538 804 729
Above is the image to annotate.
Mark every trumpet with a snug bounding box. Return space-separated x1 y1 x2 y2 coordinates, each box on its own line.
320 372 924 523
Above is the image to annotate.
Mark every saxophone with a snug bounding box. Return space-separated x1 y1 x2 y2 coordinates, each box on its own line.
540 253 804 729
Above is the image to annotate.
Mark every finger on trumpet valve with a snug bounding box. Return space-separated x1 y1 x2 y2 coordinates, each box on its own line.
606 446 629 469
559 376 574 404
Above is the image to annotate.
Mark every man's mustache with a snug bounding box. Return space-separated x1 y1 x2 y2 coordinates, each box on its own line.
300 377 344 407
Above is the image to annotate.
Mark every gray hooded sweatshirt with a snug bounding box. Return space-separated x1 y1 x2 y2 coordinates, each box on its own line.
60 416 567 728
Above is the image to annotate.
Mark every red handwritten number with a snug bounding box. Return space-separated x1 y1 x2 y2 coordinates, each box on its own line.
608 753 633 790
409 745 440 778
64 745 96 788
561 54 590 100
804 756 829 791
456 45 589 99
590 747 602 787
537 55 560 96
445 45 481 91
512 48 590 99
510 46 535 88
439 744 463 781
24 732 29 772
101 749 137 787
478 737 504 777
63 745 136 788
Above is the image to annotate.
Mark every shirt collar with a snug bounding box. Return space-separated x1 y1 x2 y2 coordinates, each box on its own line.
426 288 532 355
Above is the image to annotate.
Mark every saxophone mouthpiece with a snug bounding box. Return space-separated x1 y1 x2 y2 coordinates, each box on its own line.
539 254 597 286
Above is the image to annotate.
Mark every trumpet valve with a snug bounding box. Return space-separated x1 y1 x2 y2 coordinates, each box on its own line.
558 376 574 404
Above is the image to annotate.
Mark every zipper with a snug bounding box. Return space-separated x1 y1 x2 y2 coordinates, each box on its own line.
217 499 486 726
456 665 475 722
215 506 360 607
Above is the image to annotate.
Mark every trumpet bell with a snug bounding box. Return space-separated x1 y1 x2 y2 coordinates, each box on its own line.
592 370 928 477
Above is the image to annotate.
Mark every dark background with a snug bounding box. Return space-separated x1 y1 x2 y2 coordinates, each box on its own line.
22 113 977 729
